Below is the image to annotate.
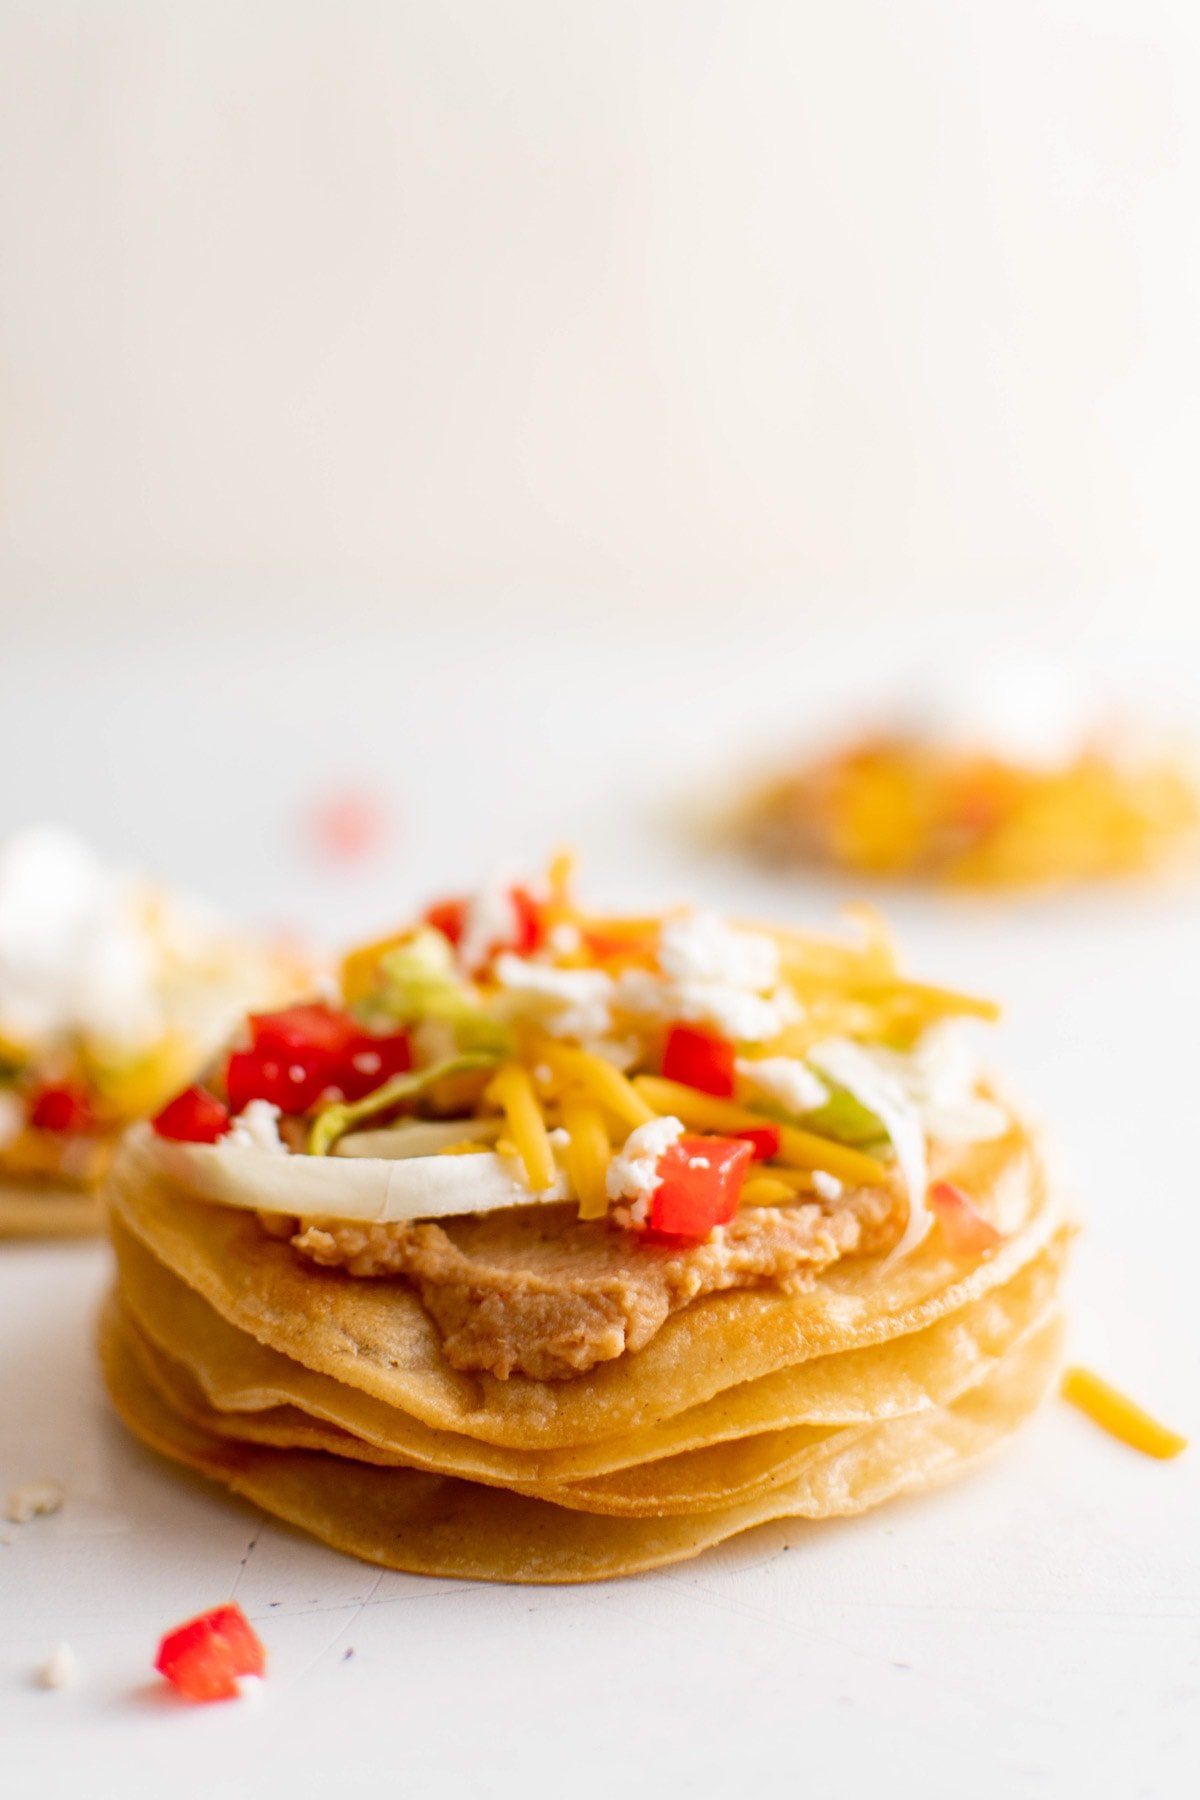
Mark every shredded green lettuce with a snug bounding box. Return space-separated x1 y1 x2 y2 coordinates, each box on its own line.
800 1086 888 1148
362 928 513 1056
753 1083 887 1149
308 1052 501 1156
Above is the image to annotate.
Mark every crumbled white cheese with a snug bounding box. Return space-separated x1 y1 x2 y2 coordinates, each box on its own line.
891 665 1096 771
0 823 294 1067
736 1056 828 1116
36 1643 77 1690
0 1088 25 1149
493 954 615 1041
0 826 157 1048
585 1037 641 1071
615 967 798 1044
546 921 583 956
6 1480 64 1524
457 875 520 974
226 1099 288 1154
658 911 780 991
606 1116 684 1224
547 1127 570 1149
612 911 798 1043
890 1022 1009 1143
811 1170 843 1201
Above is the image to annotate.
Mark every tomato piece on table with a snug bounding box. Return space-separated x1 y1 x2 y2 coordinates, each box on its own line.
647 1134 754 1240
154 1602 266 1703
151 1086 230 1144
29 1084 94 1134
730 1123 781 1160
928 1181 1003 1255
661 1024 737 1098
307 789 385 863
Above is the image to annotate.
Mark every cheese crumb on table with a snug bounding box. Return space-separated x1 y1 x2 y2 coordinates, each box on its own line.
36 1643 77 1690
6 1480 64 1524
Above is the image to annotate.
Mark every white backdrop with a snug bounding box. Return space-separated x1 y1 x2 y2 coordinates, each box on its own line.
1 10 1198 1797
1 0 1199 638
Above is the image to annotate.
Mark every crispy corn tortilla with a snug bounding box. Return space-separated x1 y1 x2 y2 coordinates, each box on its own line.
0 1179 102 1239
106 1120 1060 1448
113 1214 1072 1490
119 1281 1064 1518
100 1295 1064 1583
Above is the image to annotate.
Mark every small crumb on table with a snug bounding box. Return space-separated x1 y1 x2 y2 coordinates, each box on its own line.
36 1643 77 1690
6 1481 64 1524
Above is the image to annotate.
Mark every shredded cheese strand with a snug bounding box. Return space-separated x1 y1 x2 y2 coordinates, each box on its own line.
532 1037 655 1129
632 1075 886 1185
1061 1367 1187 1460
560 1095 611 1221
485 1064 557 1193
741 1175 800 1207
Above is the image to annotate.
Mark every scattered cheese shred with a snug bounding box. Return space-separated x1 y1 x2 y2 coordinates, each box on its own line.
485 1065 556 1192
1061 1367 1187 1460
631 1075 886 1186
560 1095 611 1221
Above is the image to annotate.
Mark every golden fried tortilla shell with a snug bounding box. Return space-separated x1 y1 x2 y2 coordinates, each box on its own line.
113 1214 1071 1496
106 1121 1059 1449
119 1273 1064 1518
100 1294 1064 1584
0 1179 102 1239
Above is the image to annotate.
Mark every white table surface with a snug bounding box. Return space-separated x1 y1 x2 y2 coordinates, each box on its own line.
1 612 1197 1798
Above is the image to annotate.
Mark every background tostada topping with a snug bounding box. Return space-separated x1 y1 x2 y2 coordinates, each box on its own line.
0 824 311 1164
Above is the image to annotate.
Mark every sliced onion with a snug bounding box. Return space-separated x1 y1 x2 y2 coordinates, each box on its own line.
132 1123 541 1223
333 1118 503 1159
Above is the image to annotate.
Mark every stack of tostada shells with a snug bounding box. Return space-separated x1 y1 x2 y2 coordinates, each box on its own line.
99 871 1071 1583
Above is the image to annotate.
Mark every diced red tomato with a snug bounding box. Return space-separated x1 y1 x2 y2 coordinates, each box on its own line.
423 885 546 964
225 1048 328 1115
29 1084 93 1134
225 1004 411 1115
152 1086 231 1144
646 1134 754 1241
336 1029 412 1102
661 1024 737 1099
730 1123 781 1161
508 886 546 955
248 1003 360 1063
154 1602 266 1703
928 1181 1004 1255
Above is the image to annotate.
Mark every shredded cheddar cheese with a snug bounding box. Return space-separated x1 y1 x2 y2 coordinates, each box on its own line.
741 1175 800 1207
560 1095 611 1221
532 1037 656 1130
485 1065 556 1193
1061 1367 1187 1460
